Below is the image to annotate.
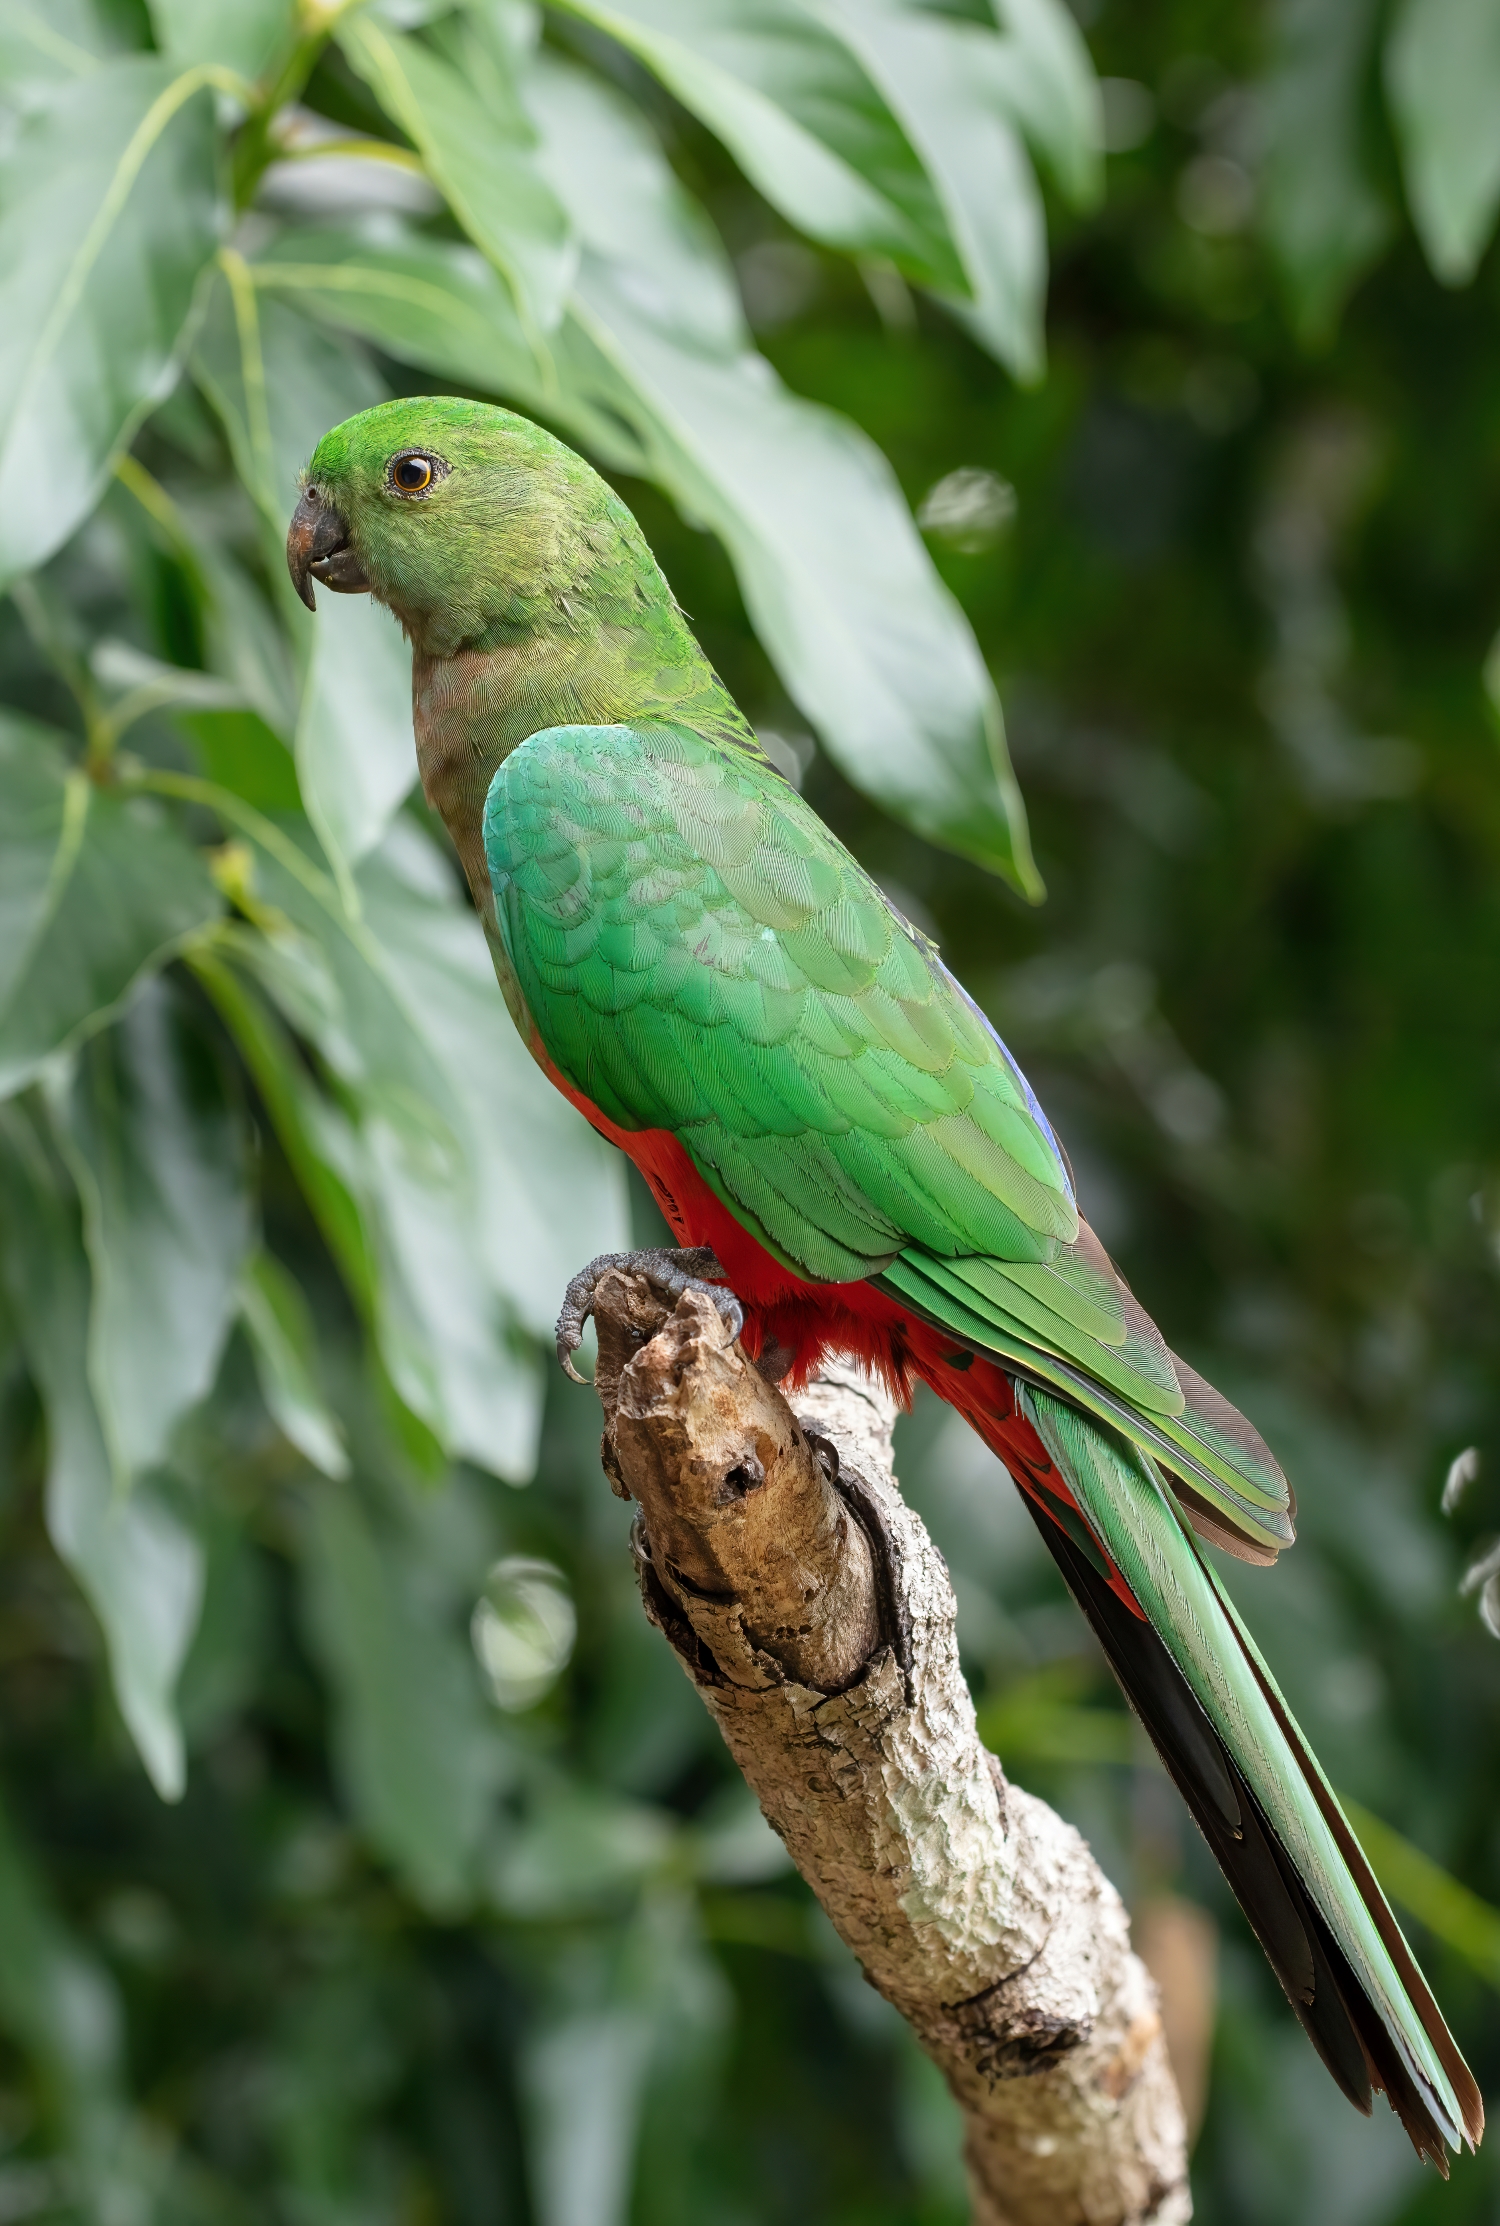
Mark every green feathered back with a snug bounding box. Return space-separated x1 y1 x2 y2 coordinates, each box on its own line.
484 718 1292 1560
488 721 1074 1267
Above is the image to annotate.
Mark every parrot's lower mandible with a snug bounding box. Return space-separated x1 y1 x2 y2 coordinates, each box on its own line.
287 396 1482 2169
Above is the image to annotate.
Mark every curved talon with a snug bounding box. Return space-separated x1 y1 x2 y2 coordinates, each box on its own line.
555 1246 741 1380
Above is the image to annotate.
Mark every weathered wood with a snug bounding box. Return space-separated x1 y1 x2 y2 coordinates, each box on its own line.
587 1268 1191 2226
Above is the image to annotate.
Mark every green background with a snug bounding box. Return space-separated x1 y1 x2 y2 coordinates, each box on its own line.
2 1 1499 2220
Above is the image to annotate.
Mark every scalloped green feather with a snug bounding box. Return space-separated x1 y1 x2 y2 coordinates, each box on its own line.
484 717 1296 1554
485 722 1077 1279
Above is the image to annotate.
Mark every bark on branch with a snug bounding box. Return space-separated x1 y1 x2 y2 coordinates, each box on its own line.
586 1267 1191 2226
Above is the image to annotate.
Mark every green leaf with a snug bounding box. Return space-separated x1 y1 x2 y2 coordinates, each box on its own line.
0 714 221 1100
194 281 414 882
1386 0 1500 286
0 1103 204 1800
221 822 471 1153
54 978 252 1480
193 267 387 528
173 1494 270 1746
489 1787 674 1919
299 1475 508 1911
247 225 546 426
524 2002 654 2226
239 1248 350 1479
295 590 416 895
227 813 584 1473
110 448 302 743
350 1103 547 1479
473 1554 576 1711
0 56 223 588
986 0 1103 210
191 807 561 1476
358 824 628 1342
199 543 301 741
0 0 129 102
177 710 302 813
188 935 378 1313
1258 0 1392 338
179 785 615 1469
147 0 295 84
556 0 1098 354
88 636 245 752
814 0 1047 379
337 12 577 336
549 0 962 287
690 1785 793 1886
519 1891 726 2226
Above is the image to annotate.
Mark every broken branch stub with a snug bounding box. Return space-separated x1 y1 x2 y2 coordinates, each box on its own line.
586 1265 1190 2226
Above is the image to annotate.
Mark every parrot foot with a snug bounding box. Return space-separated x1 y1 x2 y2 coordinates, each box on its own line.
555 1248 744 1382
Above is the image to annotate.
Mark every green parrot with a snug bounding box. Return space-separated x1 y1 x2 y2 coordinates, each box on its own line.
287 394 1482 2166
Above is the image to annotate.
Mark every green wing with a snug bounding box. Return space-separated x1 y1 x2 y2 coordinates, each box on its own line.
486 719 1076 1274
882 1250 1294 1555
484 719 1291 1556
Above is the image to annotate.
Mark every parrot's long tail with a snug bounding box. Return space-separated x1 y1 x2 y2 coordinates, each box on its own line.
993 1382 1482 2170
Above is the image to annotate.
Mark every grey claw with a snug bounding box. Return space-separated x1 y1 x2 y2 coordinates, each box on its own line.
555 1247 741 1379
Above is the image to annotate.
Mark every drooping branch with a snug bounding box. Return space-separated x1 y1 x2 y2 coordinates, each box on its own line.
584 1264 1191 2226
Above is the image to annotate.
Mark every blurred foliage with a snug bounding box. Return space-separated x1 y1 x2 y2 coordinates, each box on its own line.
2 0 1500 2222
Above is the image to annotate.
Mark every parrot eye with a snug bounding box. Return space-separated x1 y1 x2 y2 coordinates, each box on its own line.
389 452 438 495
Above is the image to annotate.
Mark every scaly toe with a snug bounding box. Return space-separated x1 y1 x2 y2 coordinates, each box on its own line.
555 1247 741 1379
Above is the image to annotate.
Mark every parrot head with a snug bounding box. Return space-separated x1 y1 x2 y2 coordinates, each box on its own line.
286 395 650 654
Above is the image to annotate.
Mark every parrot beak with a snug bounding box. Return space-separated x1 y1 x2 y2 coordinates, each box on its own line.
286 485 371 610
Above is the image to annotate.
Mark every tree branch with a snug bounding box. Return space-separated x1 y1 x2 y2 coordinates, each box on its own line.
585 1267 1192 2226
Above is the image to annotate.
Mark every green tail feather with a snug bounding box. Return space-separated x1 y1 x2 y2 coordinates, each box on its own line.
1021 1384 1480 2161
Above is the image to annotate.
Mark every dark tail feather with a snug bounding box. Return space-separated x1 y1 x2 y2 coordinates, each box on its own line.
1021 1497 1468 2169
1213 1569 1485 2152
